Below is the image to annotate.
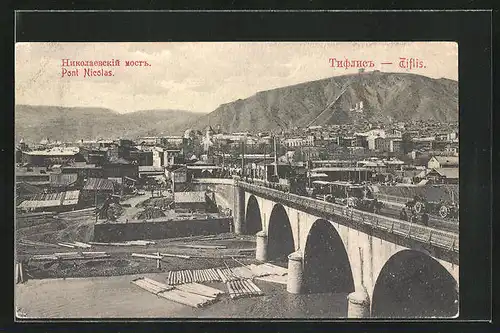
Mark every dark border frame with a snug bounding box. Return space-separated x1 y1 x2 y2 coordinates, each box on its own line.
3 8 493 331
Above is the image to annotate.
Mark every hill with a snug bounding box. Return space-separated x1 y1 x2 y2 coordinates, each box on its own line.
190 71 458 132
15 105 200 143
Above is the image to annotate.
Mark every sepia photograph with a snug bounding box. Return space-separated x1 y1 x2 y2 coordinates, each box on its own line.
14 41 459 319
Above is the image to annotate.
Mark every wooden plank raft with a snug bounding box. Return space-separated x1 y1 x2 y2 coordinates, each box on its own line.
166 268 222 285
131 277 219 308
226 279 264 299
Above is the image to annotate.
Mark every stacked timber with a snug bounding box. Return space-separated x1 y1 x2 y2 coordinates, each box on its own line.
226 279 264 299
131 277 222 308
167 268 221 285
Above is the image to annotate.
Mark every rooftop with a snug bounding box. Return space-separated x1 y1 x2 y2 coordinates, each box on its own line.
24 147 80 156
83 178 115 191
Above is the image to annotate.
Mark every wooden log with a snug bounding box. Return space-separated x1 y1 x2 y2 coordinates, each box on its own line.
226 282 236 299
156 252 161 269
209 268 217 280
177 244 227 250
54 252 79 256
198 270 205 282
215 268 226 283
159 253 191 259
131 253 162 260
57 243 75 248
73 241 92 248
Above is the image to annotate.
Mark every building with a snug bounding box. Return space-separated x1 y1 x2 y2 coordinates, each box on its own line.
22 147 85 166
416 168 459 184
152 147 165 168
374 137 390 152
102 158 139 179
164 149 182 166
355 134 369 148
17 190 81 213
81 178 116 205
173 191 207 211
427 156 459 169
284 138 305 147
129 150 153 166
310 167 373 182
15 167 51 185
340 137 357 148
49 173 79 189
61 162 104 180
167 166 187 192
389 139 403 153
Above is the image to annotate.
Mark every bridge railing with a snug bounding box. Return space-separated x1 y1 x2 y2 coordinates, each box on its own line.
191 178 235 185
373 193 410 205
237 180 459 254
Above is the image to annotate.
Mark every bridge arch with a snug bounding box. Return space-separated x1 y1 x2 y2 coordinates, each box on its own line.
303 219 355 294
371 249 459 318
245 195 262 235
267 203 295 261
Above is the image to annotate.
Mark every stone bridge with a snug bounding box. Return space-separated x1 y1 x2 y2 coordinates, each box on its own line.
193 178 460 318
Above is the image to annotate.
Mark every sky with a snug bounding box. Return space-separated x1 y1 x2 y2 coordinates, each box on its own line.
15 42 458 114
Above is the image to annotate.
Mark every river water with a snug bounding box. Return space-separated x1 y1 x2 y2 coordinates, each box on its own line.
15 274 348 319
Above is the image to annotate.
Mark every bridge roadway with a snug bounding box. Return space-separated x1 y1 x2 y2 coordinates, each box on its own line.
236 180 459 256
193 178 460 318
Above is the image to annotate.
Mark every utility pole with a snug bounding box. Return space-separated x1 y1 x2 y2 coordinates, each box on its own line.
94 188 98 223
241 139 245 177
274 135 278 177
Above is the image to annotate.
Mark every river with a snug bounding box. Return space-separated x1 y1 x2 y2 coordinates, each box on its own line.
15 274 349 319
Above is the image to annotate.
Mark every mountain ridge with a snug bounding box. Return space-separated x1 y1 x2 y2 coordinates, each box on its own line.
189 71 458 132
16 71 458 143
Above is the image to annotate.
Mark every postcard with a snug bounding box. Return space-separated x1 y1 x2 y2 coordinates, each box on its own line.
15 41 459 319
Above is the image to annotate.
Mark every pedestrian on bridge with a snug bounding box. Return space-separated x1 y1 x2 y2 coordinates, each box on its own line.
421 212 429 227
399 207 408 221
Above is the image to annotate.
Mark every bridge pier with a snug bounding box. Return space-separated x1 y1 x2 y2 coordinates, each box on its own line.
255 231 268 261
233 185 245 234
347 289 371 318
286 250 304 294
